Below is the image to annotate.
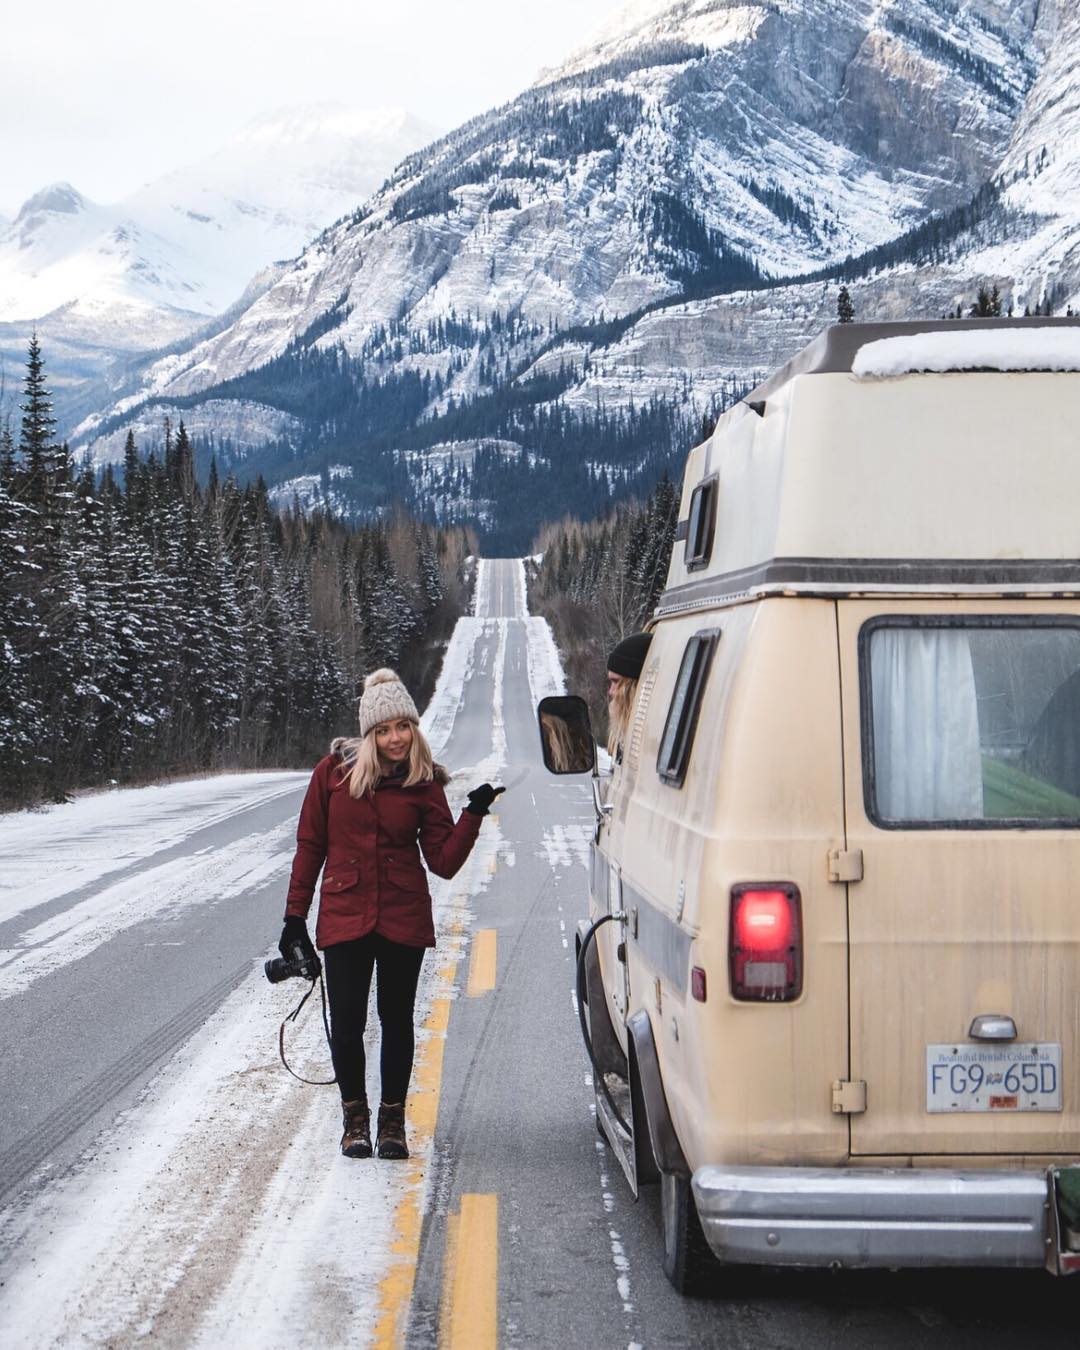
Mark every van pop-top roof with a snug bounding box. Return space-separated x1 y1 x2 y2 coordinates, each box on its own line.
657 318 1080 615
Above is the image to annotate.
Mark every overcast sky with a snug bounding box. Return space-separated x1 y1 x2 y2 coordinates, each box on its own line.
0 0 630 215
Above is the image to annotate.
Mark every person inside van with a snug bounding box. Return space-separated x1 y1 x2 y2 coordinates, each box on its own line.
606 632 652 763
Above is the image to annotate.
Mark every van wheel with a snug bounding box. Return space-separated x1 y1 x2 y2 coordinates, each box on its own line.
661 1172 719 1296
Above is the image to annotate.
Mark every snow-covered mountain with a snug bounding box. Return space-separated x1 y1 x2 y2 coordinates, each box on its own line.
72 0 1078 549
0 182 214 348
540 0 1080 417
0 104 440 425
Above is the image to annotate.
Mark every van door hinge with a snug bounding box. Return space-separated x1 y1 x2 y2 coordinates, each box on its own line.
828 848 864 883
831 1079 868 1114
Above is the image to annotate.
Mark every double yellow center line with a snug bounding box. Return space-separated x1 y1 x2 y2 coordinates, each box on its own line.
466 928 497 997
439 1193 499 1350
446 930 499 1342
373 919 500 1346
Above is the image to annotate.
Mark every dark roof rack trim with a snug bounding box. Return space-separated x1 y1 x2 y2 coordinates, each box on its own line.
657 556 1080 614
743 318 1080 406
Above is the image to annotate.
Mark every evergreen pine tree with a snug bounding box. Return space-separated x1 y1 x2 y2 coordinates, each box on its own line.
837 286 855 324
19 332 57 465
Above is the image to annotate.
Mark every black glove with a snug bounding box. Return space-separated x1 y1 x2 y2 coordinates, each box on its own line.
279 915 316 962
466 783 505 816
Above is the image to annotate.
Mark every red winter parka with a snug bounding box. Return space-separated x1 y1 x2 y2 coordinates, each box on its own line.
285 747 482 949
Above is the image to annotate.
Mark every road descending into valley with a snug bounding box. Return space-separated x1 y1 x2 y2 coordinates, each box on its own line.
0 559 1077 1349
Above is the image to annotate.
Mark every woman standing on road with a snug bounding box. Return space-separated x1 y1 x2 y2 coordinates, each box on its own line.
278 668 502 1161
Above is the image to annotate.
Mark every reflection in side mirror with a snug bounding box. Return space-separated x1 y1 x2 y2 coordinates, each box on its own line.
537 695 596 775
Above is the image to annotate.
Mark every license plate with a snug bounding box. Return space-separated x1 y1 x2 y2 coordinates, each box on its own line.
926 1043 1062 1113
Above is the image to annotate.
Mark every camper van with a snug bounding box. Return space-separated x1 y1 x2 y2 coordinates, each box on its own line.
538 318 1080 1292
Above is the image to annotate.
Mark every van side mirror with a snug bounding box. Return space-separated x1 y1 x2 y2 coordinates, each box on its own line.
537 696 596 775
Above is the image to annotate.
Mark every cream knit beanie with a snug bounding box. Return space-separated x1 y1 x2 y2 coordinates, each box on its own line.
359 668 420 737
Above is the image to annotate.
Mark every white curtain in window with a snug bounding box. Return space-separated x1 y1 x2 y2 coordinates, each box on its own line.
871 629 984 820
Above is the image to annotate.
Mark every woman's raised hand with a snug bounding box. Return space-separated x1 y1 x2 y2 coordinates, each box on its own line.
465 783 506 816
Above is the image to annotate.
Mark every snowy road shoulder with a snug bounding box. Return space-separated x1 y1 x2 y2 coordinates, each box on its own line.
0 772 306 928
0 779 508 1350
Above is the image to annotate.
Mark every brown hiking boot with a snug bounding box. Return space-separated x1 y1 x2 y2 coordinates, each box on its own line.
341 1099 372 1159
376 1101 408 1160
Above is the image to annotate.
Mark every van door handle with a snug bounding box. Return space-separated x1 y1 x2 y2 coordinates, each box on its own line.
969 1015 1018 1041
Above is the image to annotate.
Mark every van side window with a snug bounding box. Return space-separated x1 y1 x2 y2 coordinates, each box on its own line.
684 476 717 571
657 631 718 786
861 616 1080 828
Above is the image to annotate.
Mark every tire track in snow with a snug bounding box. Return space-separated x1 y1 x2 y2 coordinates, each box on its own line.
0 959 252 1204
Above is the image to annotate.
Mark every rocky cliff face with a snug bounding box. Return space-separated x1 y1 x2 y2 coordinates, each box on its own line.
71 0 1074 551
542 0 1080 415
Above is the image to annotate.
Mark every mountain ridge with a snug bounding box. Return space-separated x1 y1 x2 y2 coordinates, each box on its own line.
65 0 1080 551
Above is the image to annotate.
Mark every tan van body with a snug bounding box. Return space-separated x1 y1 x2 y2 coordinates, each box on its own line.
573 321 1080 1284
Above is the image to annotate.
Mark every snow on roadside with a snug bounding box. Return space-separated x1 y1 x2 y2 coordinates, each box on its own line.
0 821 295 1001
0 787 505 1349
0 772 304 928
526 616 567 703
421 558 493 759
515 559 567 706
419 616 481 761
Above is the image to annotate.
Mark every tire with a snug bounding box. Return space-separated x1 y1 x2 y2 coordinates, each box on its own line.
661 1171 720 1296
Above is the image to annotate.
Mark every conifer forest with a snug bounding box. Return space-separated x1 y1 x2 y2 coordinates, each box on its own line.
527 473 680 738
0 337 473 808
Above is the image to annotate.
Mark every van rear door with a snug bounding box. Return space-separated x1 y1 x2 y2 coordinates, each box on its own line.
838 600 1080 1157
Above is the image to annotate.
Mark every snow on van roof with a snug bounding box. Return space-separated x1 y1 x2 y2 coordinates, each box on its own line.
853 327 1080 378
743 318 1080 404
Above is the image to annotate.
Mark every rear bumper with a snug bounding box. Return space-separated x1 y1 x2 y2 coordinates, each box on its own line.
692 1165 1053 1270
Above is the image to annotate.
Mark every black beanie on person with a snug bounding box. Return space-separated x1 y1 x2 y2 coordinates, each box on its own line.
607 632 652 680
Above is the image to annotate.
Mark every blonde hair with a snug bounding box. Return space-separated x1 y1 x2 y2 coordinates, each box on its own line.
336 721 435 798
607 674 638 758
541 711 593 773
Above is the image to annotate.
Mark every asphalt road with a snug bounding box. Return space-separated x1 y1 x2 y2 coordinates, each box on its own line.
0 784 304 1213
2 557 1078 1347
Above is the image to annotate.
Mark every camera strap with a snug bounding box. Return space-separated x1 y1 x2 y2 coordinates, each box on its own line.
278 972 337 1086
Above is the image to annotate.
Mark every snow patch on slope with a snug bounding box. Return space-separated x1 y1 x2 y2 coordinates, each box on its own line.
81 398 304 465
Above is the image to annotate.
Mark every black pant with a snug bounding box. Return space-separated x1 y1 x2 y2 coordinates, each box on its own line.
323 932 426 1105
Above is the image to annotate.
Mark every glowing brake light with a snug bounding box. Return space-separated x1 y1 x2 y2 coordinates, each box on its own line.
729 883 802 1002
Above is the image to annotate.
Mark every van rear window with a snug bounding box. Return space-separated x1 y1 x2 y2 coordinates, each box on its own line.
861 617 1080 828
657 631 718 786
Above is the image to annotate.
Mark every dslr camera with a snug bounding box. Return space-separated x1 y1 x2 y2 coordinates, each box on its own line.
264 938 321 984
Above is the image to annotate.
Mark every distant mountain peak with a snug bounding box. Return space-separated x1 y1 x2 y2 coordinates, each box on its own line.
227 102 438 149
14 182 89 224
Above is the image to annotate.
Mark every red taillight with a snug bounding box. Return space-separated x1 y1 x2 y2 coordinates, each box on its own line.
729 883 802 1001
691 966 707 1002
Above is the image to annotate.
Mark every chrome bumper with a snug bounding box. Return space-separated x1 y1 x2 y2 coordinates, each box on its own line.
692 1165 1051 1270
